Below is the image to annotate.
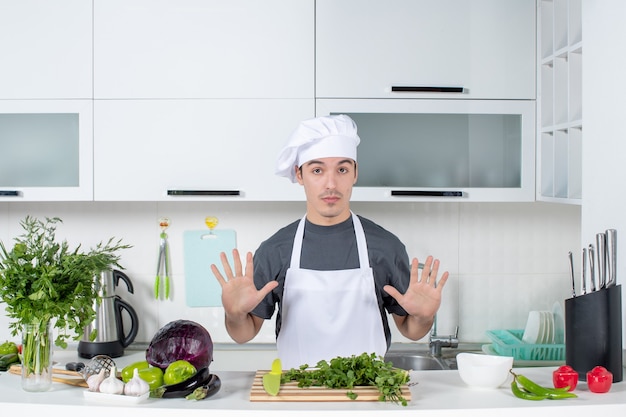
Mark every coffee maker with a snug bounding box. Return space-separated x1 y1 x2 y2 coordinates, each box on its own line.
78 269 139 358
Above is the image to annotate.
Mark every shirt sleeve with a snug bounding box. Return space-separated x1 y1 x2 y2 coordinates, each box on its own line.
250 221 297 319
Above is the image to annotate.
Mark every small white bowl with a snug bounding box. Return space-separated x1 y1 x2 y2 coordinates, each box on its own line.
456 352 514 389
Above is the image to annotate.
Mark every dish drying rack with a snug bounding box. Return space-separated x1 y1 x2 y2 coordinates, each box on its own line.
485 329 565 361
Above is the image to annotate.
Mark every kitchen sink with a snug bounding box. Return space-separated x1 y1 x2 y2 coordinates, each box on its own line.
384 344 483 371
384 352 449 371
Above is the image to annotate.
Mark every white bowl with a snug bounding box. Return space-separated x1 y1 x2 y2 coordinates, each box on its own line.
456 352 514 389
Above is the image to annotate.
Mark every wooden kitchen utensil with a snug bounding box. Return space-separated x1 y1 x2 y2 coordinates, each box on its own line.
8 364 88 388
249 370 411 402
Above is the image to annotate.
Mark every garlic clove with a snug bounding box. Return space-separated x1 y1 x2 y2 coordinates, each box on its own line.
124 368 150 397
98 365 125 395
87 368 107 392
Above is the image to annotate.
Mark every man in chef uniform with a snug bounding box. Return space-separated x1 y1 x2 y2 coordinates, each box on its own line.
212 114 449 369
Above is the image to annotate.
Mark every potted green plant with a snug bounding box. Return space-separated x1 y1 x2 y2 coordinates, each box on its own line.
0 216 131 391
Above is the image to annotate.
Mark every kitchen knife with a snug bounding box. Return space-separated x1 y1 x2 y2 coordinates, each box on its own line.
568 251 576 298
596 233 607 289
589 244 597 292
581 247 587 295
606 229 617 287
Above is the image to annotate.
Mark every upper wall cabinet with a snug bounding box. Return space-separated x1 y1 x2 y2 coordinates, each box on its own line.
0 100 94 201
316 0 536 100
0 0 92 99
93 99 312 201
93 0 314 99
537 0 582 204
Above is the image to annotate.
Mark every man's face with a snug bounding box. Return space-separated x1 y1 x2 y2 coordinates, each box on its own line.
295 157 358 225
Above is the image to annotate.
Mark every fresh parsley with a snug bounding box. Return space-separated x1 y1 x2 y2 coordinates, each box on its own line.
0 216 131 348
281 352 411 406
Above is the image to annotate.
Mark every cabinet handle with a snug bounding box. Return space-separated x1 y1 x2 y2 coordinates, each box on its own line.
167 190 241 196
391 190 464 197
0 190 20 197
391 86 464 93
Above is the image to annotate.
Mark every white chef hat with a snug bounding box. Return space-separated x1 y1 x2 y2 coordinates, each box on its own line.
275 114 360 182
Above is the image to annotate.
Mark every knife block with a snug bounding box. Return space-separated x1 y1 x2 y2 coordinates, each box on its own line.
564 285 622 382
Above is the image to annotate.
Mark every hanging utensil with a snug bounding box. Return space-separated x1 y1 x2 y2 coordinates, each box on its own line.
155 217 171 300
606 229 617 288
568 251 576 298
202 216 219 239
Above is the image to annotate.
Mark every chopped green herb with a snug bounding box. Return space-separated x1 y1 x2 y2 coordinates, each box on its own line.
281 352 410 406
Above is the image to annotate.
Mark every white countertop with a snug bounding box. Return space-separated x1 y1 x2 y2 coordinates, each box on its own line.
1 349 625 417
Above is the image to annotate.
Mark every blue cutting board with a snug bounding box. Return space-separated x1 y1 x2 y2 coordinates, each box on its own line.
183 229 237 307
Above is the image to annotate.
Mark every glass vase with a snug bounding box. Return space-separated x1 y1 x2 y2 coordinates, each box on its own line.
21 320 53 392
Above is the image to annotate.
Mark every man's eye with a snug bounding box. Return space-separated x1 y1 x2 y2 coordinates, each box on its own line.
312 168 322 174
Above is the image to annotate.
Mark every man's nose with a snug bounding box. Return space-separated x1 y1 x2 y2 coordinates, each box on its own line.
324 172 338 188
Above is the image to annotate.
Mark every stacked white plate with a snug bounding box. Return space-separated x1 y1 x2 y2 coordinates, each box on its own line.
521 310 555 345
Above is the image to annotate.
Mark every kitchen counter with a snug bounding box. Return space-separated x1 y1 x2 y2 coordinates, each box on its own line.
1 350 625 417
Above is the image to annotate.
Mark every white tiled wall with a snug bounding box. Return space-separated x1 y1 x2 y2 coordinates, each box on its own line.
0 200 580 348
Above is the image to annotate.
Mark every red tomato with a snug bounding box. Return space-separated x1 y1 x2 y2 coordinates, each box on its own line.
553 365 578 391
586 366 613 393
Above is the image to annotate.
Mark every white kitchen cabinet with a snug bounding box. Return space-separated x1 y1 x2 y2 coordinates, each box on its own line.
317 99 536 202
93 0 314 99
0 100 94 201
537 0 582 204
93 99 313 201
0 0 92 99
316 0 536 100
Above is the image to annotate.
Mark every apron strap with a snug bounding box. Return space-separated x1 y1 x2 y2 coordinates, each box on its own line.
290 212 371 270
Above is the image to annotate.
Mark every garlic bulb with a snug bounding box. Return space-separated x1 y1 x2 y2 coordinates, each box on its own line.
98 366 125 395
124 368 150 397
87 368 107 392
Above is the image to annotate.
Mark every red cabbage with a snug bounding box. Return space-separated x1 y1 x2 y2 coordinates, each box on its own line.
146 320 213 371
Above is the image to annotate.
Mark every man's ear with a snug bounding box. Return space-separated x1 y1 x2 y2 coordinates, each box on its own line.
353 162 358 184
295 165 304 184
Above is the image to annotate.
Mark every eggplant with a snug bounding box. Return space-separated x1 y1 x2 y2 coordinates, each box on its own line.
185 374 222 400
151 367 211 398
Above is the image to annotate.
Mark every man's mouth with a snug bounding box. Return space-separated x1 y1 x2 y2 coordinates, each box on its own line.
321 193 341 204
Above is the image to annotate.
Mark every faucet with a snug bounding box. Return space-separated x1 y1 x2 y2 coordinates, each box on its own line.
429 317 459 357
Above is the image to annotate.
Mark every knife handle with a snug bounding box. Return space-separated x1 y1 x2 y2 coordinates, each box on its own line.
606 229 617 287
581 248 587 294
588 244 596 292
596 233 607 289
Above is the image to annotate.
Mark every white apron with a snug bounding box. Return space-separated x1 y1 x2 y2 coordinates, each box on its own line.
276 212 387 369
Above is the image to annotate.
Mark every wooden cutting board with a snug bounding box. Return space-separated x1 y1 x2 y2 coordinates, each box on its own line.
8 364 88 388
249 370 411 402
183 229 236 307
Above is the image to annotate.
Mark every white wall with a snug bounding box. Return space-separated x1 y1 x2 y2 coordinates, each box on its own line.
582 1 626 342
0 200 580 348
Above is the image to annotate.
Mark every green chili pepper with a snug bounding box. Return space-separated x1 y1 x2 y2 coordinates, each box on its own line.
509 370 577 400
511 379 548 400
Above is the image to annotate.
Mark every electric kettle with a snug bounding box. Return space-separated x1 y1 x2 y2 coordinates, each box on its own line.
78 269 139 358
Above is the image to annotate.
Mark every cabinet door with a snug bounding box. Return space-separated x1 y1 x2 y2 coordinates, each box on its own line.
316 0 536 100
317 99 536 202
0 0 92 99
94 0 314 99
0 100 93 201
93 99 313 201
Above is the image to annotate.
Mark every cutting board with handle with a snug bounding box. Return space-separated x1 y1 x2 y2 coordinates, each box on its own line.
249 370 412 402
183 229 236 307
